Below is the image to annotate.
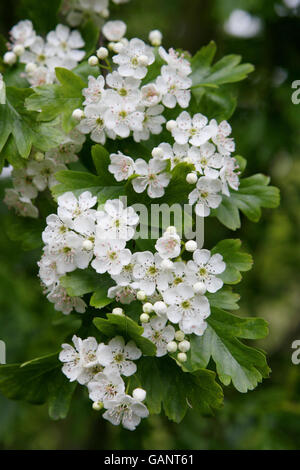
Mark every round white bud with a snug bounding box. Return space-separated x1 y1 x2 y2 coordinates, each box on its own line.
101 8 109 18
177 352 187 363
178 340 190 353
148 29 163 47
185 240 198 252
113 42 124 53
13 44 24 56
193 282 207 295
161 259 174 270
166 226 177 234
88 55 99 66
151 147 164 159
137 290 146 301
166 120 177 131
25 62 37 74
140 313 149 323
175 330 185 342
132 388 147 401
34 152 45 162
108 42 115 51
82 239 93 251
112 307 124 316
96 47 109 59
138 55 149 66
167 341 178 353
143 302 154 313
186 172 198 185
3 52 17 65
92 401 103 411
72 108 84 121
153 301 167 316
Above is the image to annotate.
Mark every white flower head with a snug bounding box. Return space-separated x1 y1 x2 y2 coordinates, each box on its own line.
132 158 171 198
102 20 127 41
155 230 181 259
156 66 192 109
158 46 192 76
188 176 222 217
10 20 36 48
171 111 218 146
88 370 125 403
108 151 135 182
106 72 141 104
96 199 139 241
133 105 166 142
92 239 131 275
220 156 240 196
133 251 173 295
27 158 66 191
82 75 106 105
4 188 38 218
46 24 85 64
142 316 175 357
103 394 149 431
97 336 142 376
186 249 226 293
113 38 155 79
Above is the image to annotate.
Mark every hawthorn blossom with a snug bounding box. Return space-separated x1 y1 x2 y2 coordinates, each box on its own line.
171 112 218 146
88 370 125 403
12 168 38 199
142 316 175 357
220 156 240 196
102 20 127 42
4 188 38 218
47 285 87 315
46 24 85 65
155 230 181 259
106 72 141 104
159 47 192 77
140 83 161 107
10 20 36 48
59 336 102 384
108 151 135 182
26 158 66 191
188 144 223 178
103 394 149 431
212 120 235 156
154 142 188 169
57 191 97 228
82 75 106 105
96 199 139 241
97 336 142 376
50 231 93 273
103 93 144 138
46 129 85 164
77 104 113 144
92 239 131 275
186 249 226 293
133 251 173 295
156 66 192 108
163 283 210 335
188 176 222 217
133 105 166 142
107 284 137 304
132 158 171 198
112 38 155 79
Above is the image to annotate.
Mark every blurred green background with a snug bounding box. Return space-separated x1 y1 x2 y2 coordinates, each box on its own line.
1 0 300 450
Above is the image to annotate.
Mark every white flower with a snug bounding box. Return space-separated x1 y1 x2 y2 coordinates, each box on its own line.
103 93 144 138
42 214 70 246
106 72 141 104
96 199 139 241
46 129 85 164
212 120 235 156
47 285 87 315
59 336 102 384
97 336 142 376
77 104 113 144
102 20 127 41
92 239 131 275
163 283 210 335
142 316 175 357
132 158 171 198
82 75 106 105
46 24 85 64
188 143 223 178
103 394 149 431
186 249 226 293
158 47 192 76
51 231 93 273
133 105 166 142
220 156 240 196
88 370 125 403
108 151 135 182
113 38 155 79
133 251 173 295
188 177 222 217
140 83 161 106
27 158 66 191
57 191 97 228
156 66 192 109
38 249 60 288
10 20 36 48
155 142 188 169
107 284 137 304
171 111 218 146
155 230 181 259
4 188 38 218
12 168 38 199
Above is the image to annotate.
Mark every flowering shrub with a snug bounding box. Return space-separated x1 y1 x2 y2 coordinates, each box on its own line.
0 0 280 431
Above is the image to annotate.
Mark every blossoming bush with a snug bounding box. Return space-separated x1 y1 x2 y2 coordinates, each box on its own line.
0 0 280 431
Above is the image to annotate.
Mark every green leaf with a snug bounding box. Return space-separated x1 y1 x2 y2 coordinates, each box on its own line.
5 214 44 251
25 68 86 133
214 174 280 230
184 307 270 393
52 170 102 197
80 19 99 58
17 0 62 34
0 87 64 159
136 357 223 421
0 353 76 420
91 144 116 185
207 287 240 311
211 239 253 284
94 314 156 356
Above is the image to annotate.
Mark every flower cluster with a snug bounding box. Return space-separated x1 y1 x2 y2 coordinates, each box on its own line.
59 334 149 430
3 20 85 86
108 112 240 208
73 22 192 144
4 130 85 218
61 0 131 27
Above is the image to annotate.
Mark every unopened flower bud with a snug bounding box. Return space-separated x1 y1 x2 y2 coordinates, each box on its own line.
185 240 197 252
113 42 124 53
137 290 146 301
166 120 176 131
101 8 109 18
13 44 24 56
167 341 178 353
148 29 163 47
138 54 149 66
177 352 187 363
140 313 149 323
175 330 185 342
92 401 104 411
25 62 37 74
186 173 198 184
96 47 109 59
34 152 45 162
178 340 190 353
143 302 153 313
193 282 207 295
3 51 17 65
82 239 93 251
132 388 147 401
166 226 177 234
72 108 84 121
153 301 167 316
88 55 99 66
112 307 124 316
151 147 164 159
